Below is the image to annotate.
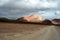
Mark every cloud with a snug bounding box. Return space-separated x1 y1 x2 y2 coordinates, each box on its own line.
0 0 10 6
0 0 59 19
0 0 58 9
32 11 56 20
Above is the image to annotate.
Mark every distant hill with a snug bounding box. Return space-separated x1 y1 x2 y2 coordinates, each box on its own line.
0 17 51 24
17 14 46 22
0 18 19 23
52 19 60 24
17 14 52 25
0 17 60 25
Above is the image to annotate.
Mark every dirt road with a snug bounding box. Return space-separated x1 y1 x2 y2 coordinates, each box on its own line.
0 22 60 40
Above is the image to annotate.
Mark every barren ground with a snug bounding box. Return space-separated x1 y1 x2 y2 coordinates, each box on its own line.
0 22 60 40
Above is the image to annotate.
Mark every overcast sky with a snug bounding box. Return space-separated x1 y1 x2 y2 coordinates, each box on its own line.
0 0 60 20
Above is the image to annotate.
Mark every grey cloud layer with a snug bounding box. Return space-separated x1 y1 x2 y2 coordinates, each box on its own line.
0 0 59 19
0 0 58 9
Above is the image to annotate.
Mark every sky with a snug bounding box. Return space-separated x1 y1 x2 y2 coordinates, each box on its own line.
0 0 60 20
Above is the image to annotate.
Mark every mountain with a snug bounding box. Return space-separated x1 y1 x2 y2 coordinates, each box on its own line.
17 14 45 22
17 14 52 24
52 19 60 24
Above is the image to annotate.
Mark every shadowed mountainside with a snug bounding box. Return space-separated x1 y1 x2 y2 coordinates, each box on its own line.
0 17 60 25
0 17 52 25
0 18 20 23
52 19 60 24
